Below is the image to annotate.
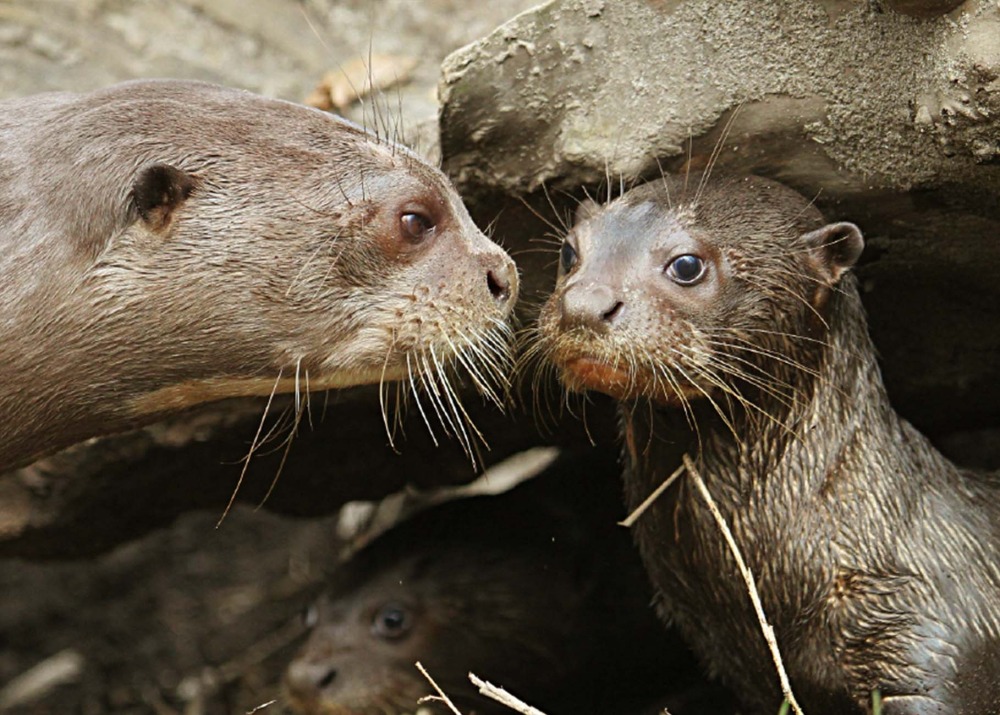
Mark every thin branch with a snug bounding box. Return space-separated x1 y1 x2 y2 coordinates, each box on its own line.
468 673 548 715
416 661 463 715
682 454 805 715
619 462 686 527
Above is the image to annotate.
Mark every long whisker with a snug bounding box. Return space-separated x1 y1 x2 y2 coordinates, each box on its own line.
379 346 397 451
694 102 744 206
256 382 306 510
428 343 478 464
303 368 314 431
217 368 284 528
700 340 813 396
667 352 740 442
407 353 440 446
417 352 459 441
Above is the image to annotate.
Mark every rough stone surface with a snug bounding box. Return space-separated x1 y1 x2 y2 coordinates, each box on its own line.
441 0 1000 195
0 0 540 145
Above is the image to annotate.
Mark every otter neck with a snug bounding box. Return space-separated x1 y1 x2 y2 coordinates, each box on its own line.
625 283 899 502
0 279 215 471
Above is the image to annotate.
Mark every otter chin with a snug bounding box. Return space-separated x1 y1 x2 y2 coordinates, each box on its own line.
0 79 518 471
562 356 632 395
558 355 701 405
536 173 1000 714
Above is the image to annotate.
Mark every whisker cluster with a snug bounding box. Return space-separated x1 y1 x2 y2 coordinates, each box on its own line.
519 310 826 458
381 315 515 469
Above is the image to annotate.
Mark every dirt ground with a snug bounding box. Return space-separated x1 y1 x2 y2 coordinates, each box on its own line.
0 1 544 713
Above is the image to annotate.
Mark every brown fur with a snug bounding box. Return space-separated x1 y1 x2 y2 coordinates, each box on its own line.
535 175 1000 714
283 450 715 715
0 79 517 471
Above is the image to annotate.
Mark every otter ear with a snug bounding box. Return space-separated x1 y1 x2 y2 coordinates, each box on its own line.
802 222 864 285
131 163 197 232
574 197 603 225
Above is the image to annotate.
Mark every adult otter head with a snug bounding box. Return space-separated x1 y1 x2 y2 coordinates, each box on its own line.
534 175 862 410
0 79 517 470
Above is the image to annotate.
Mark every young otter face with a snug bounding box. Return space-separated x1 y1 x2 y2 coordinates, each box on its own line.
283 548 572 715
535 176 862 406
284 557 438 715
281 453 704 715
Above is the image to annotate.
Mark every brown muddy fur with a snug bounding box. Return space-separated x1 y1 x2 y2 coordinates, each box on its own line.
0 79 517 472
283 449 720 715
533 174 1000 714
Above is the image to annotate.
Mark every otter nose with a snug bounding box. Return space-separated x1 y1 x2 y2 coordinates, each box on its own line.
486 258 518 306
560 284 623 331
285 659 338 697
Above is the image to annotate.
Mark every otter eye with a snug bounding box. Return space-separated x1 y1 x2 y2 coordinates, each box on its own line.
559 241 578 274
400 212 435 242
302 604 319 629
372 603 412 640
666 254 706 285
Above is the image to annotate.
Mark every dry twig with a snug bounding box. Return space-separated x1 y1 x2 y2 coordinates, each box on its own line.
416 661 463 715
682 454 804 715
0 649 84 710
468 673 548 715
619 462 686 527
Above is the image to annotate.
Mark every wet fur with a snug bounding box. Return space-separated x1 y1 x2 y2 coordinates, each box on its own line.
534 175 1000 714
0 79 516 471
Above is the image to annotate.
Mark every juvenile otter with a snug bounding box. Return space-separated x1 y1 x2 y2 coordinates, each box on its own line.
283 449 724 715
534 175 1000 714
0 79 517 471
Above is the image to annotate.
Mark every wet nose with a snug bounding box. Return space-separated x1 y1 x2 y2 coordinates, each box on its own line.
486 256 519 306
285 659 338 697
560 283 623 331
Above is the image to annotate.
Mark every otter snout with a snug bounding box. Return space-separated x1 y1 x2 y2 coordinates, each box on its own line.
483 249 519 310
559 283 623 332
284 657 338 703
487 267 513 303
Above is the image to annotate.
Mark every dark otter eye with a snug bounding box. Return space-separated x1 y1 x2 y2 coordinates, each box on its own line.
400 212 435 242
560 241 578 274
666 254 706 285
372 603 412 640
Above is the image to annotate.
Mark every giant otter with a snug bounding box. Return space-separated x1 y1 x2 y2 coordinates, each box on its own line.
533 174 1000 714
0 79 517 472
283 449 727 715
